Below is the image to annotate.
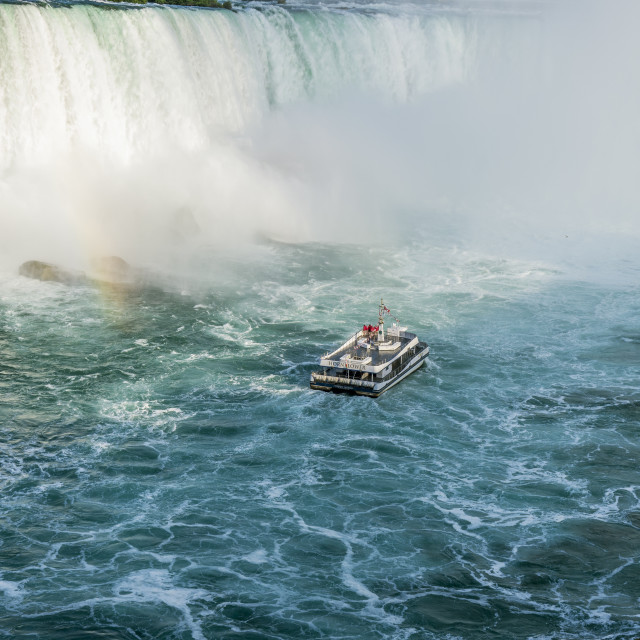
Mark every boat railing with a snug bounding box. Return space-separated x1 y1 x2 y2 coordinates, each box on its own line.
322 329 363 360
311 373 376 388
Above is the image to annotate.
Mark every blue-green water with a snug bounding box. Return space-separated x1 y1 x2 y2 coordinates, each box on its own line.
2 240 639 639
1 0 640 637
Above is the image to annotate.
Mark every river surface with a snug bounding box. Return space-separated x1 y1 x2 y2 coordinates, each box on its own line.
1 0 640 638
2 238 640 639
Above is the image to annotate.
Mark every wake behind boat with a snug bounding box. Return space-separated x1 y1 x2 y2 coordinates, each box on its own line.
310 300 429 398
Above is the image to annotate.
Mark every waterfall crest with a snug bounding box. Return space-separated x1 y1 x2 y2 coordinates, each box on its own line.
0 3 477 168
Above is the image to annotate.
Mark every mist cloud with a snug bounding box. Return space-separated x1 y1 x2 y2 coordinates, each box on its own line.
0 0 638 275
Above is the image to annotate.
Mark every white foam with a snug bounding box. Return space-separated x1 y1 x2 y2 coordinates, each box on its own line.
243 549 269 564
0 579 24 602
449 508 483 530
114 569 210 640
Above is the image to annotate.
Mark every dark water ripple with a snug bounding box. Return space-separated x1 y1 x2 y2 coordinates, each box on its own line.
1 243 639 639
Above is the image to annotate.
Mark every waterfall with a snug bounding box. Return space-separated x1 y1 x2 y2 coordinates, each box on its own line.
0 1 637 270
0 3 477 169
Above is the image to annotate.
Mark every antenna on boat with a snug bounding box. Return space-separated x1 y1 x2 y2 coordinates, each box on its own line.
379 297 385 342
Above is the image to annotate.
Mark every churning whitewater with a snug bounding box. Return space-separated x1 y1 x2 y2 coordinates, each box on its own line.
1 1 640 639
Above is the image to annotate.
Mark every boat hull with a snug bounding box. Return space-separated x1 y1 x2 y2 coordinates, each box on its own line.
310 345 429 397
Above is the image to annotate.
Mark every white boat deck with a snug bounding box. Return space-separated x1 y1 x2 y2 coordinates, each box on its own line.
320 328 419 375
326 333 412 368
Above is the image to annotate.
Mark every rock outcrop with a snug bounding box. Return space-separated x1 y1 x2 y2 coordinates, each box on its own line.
90 256 134 283
19 257 155 290
18 260 87 285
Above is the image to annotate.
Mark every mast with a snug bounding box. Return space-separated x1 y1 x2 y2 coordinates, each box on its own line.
378 297 385 342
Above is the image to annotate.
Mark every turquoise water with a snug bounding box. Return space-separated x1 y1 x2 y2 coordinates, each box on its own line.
1 0 640 637
2 239 639 639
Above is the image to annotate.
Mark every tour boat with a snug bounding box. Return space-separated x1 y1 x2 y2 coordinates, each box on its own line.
310 300 429 397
